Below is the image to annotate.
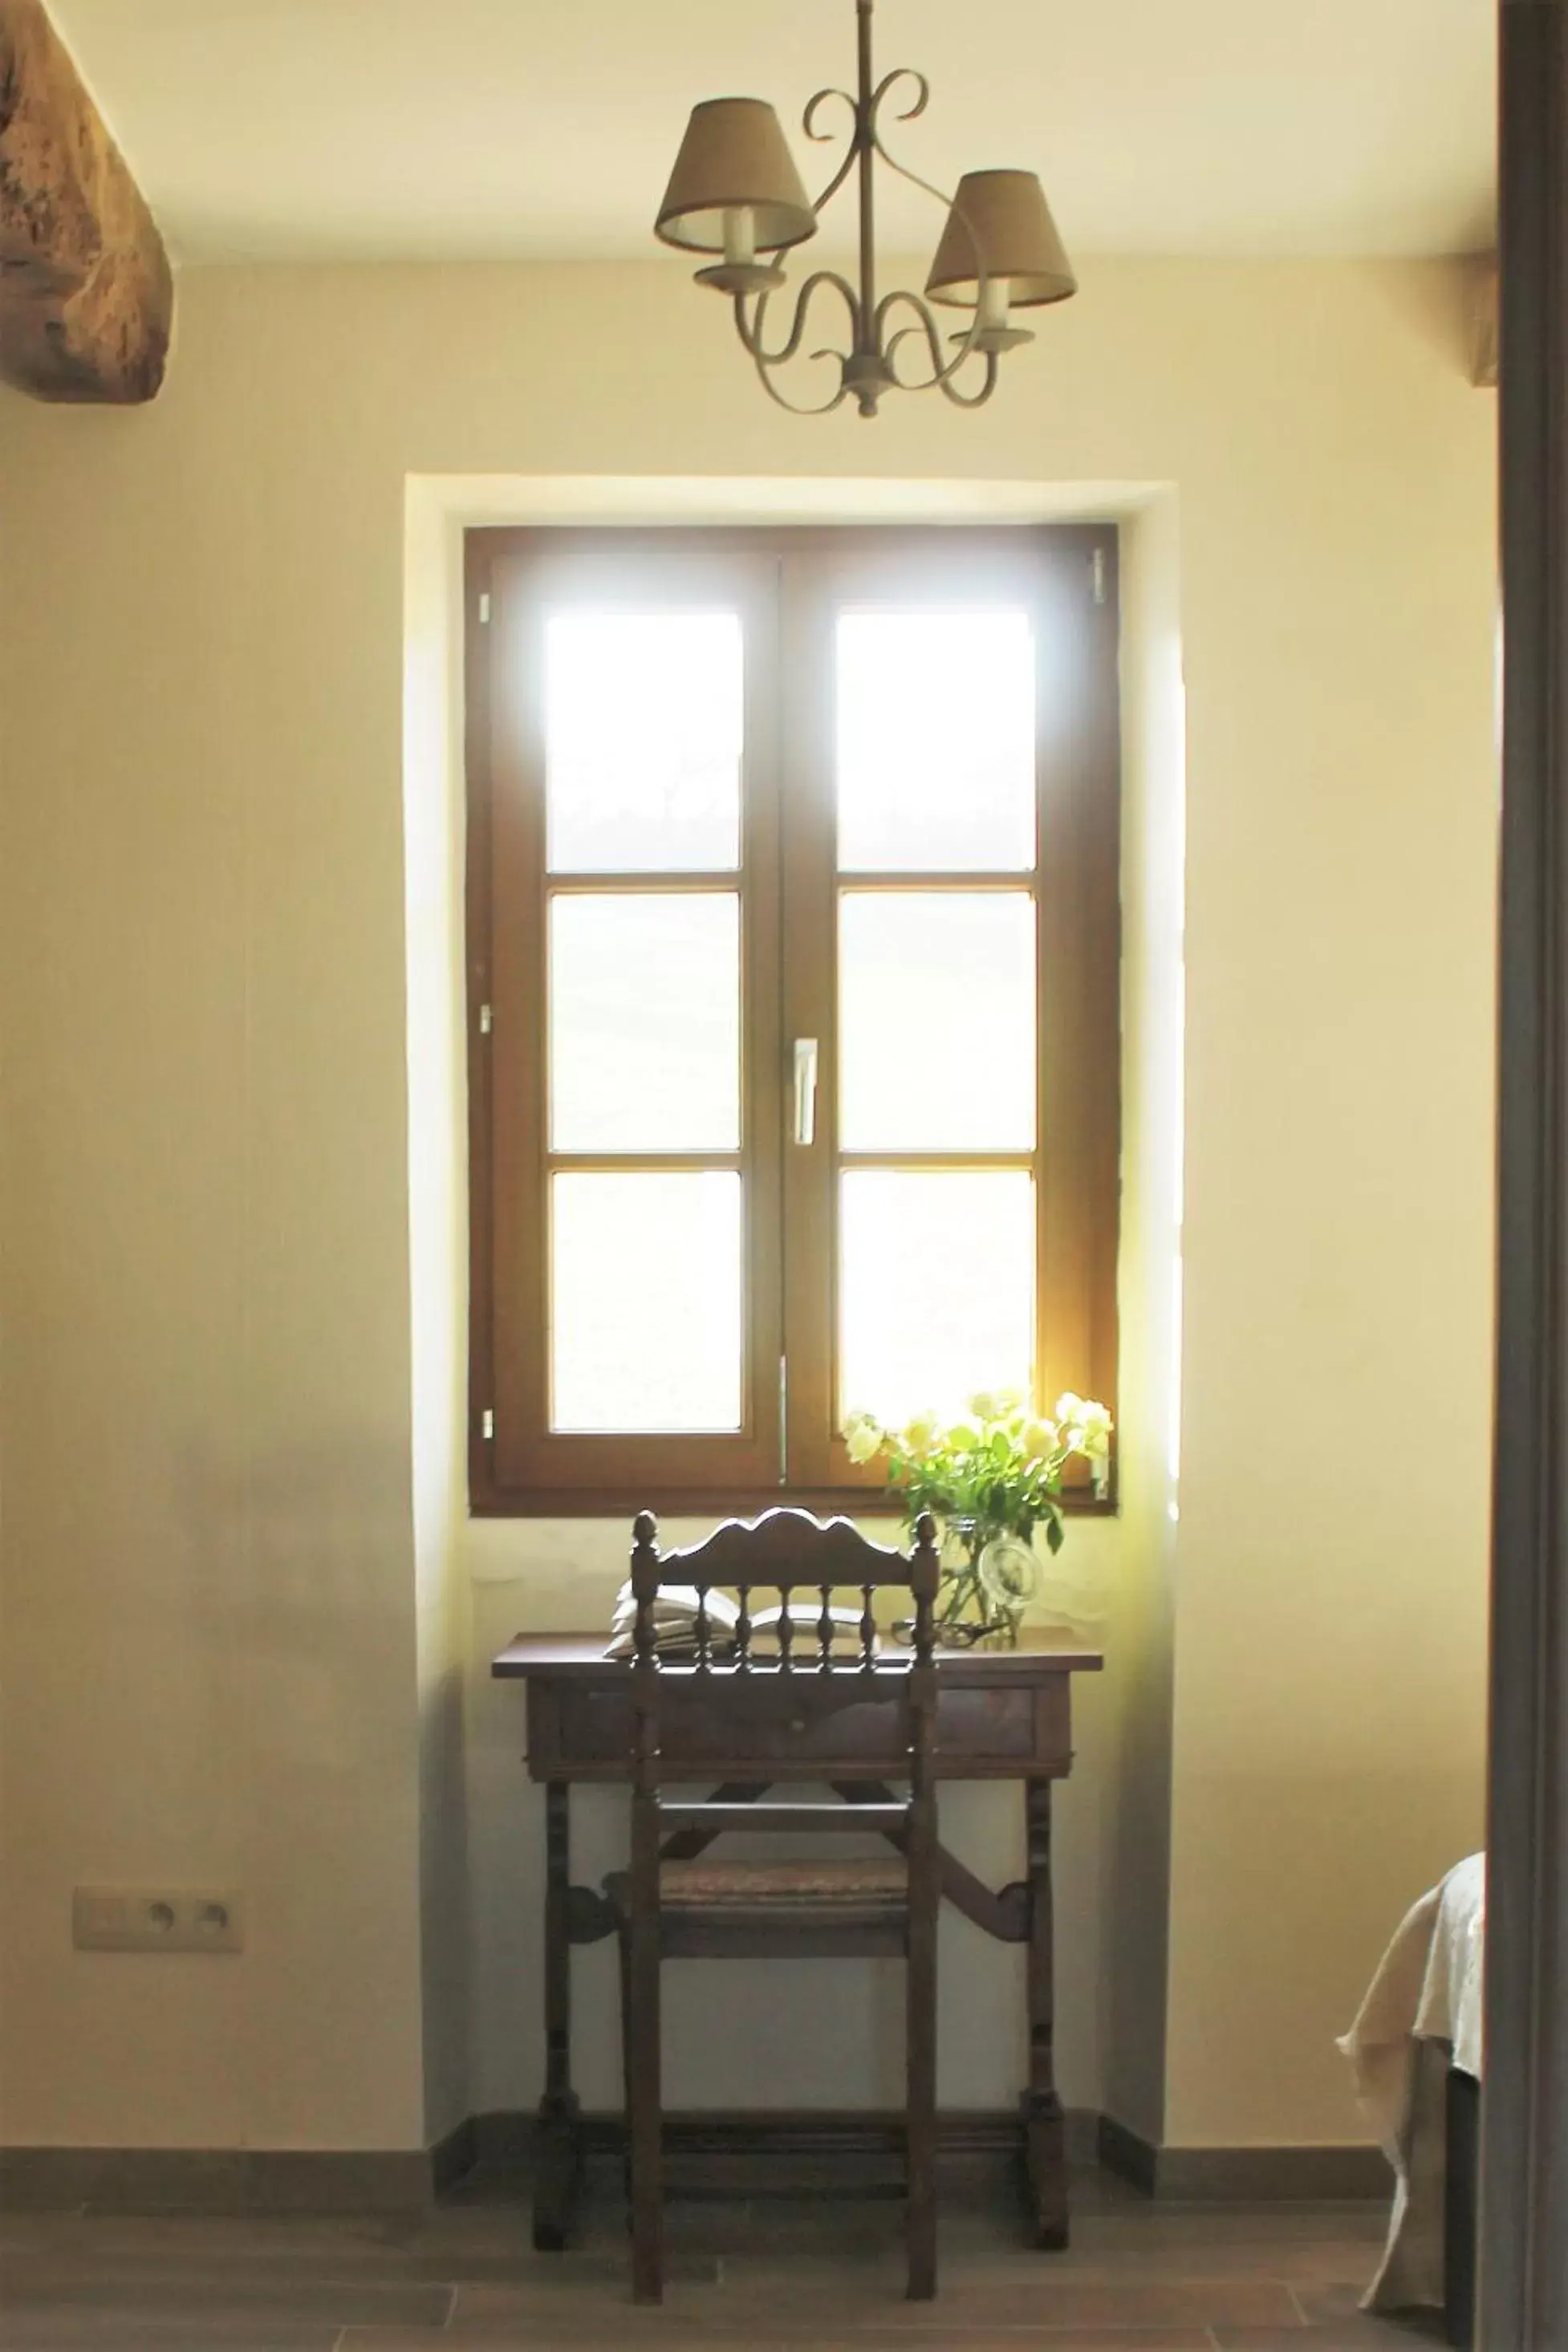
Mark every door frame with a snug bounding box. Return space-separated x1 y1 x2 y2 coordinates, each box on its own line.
1481 3 1568 2342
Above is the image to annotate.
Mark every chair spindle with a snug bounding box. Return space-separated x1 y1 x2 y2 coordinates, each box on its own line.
735 1583 752 1672
632 1512 660 1689
818 1583 835 1670
695 1582 712 1672
860 1582 876 1671
778 1586 794 1672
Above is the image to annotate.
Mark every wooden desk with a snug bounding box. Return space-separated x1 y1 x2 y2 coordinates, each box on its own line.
492 1630 1102 2250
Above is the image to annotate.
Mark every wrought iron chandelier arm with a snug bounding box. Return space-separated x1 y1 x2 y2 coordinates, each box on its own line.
731 274 857 415
863 69 998 395
869 65 931 131
743 333 851 416
732 269 859 366
874 287 993 401
879 336 997 407
936 341 1000 408
802 87 862 218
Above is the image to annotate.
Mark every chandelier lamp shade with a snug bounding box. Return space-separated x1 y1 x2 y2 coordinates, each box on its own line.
654 100 819 269
653 0 1076 416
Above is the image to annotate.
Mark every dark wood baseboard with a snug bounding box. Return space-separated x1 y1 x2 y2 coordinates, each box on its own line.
0 2107 1389 2213
429 2113 480 2197
471 2103 1100 2174
0 2145 432 2214
1096 2111 1159 2194
1097 2113 1387 2203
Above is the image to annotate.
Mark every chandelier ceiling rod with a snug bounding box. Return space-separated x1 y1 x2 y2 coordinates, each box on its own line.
854 0 878 364
653 0 1077 418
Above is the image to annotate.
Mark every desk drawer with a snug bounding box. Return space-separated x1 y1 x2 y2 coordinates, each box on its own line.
939 1680 1068 1773
529 1672 1071 1781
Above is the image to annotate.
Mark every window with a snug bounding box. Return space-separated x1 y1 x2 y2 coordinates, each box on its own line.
465 526 1120 1514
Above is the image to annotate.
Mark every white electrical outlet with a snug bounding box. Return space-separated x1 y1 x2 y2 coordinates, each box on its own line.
72 1887 245 1954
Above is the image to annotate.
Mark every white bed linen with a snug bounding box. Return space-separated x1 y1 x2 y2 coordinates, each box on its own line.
1338 1852 1485 2311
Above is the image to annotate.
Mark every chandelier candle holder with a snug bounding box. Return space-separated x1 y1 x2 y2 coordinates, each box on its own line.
653 0 1076 417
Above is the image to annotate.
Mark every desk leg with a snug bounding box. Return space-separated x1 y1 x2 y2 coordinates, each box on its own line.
534 1778 583 2251
1021 1775 1069 2248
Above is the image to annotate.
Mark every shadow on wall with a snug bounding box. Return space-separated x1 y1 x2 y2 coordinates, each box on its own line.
418 1651 471 2139
1362 254 1490 384
174 1432 425 1830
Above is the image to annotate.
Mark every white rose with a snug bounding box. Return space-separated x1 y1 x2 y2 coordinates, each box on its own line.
1061 1396 1113 1461
843 1412 883 1464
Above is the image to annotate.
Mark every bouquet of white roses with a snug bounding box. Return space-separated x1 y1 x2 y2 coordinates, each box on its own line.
841 1390 1112 1639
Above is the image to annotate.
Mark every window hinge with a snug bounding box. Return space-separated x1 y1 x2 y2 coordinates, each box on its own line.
477 591 492 624
481 1408 495 1442
1091 546 1107 607
478 1001 493 1036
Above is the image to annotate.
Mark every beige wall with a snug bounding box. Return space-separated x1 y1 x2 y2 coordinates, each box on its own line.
0 256 1493 2154
404 493 473 2146
1096 489 1184 2143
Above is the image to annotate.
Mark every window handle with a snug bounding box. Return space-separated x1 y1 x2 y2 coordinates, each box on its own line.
793 1038 819 1146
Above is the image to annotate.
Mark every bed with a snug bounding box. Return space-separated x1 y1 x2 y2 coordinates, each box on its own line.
1338 1853 1484 2348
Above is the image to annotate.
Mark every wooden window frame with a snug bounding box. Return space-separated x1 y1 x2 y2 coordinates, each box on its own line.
465 524 1121 1519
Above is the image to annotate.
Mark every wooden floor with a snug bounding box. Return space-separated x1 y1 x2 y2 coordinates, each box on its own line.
0 2163 1448 2352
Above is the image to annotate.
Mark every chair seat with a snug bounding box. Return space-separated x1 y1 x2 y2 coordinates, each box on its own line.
661 1856 908 1907
601 1853 907 1928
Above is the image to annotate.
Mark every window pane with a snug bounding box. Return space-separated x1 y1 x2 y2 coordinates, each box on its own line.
839 892 1036 1151
552 1172 742 1431
839 1170 1034 1431
546 611 742 871
836 611 1035 872
550 894 740 1152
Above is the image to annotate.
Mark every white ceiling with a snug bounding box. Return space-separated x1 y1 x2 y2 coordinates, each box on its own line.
49 0 1496 266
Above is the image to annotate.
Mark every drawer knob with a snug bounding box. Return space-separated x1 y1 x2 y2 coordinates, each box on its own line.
790 1716 806 1733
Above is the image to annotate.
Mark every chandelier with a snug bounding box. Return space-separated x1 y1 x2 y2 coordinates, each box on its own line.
653 0 1076 418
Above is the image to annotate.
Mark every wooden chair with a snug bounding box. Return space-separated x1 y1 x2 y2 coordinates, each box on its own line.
607 1504 942 2304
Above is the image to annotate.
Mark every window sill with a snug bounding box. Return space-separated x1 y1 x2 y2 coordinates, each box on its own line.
468 1482 1116 1522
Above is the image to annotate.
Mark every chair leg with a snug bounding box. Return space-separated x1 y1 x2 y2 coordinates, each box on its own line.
615 1928 633 2216
905 1895 938 2299
627 1905 664 2304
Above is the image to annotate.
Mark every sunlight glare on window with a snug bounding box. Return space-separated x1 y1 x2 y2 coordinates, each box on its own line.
546 611 742 871
550 894 741 1152
551 1172 743 1432
836 610 1035 872
839 892 1036 1151
839 1169 1035 1430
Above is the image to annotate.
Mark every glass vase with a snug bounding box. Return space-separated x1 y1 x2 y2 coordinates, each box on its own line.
934 1517 1026 1647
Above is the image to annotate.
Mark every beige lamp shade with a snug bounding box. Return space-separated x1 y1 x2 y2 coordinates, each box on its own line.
924 170 1077 308
655 98 817 255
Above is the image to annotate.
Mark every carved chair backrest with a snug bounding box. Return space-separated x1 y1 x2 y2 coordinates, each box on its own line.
628 1505 941 1797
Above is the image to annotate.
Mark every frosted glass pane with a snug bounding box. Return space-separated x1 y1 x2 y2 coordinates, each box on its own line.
552 1172 742 1431
550 895 739 1152
839 892 1036 1151
839 1171 1034 1431
546 611 742 871
837 611 1035 871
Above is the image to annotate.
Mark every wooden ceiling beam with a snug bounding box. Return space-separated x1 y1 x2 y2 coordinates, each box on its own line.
0 0 172 402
